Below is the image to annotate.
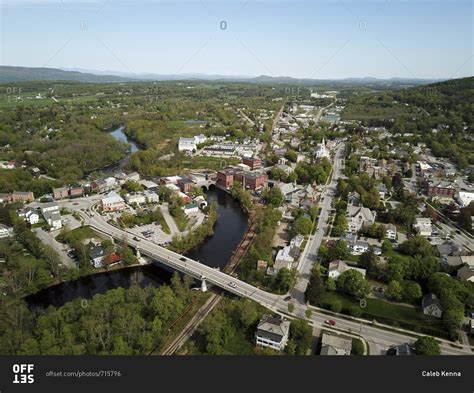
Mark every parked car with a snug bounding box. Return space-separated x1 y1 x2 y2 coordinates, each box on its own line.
283 296 291 301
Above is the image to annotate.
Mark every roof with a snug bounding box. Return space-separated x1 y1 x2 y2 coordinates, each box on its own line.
457 265 474 281
256 315 290 342
422 293 442 310
101 191 124 205
275 246 294 263
89 245 105 260
184 202 198 209
320 332 352 355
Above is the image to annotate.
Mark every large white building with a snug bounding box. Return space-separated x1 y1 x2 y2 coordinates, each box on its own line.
101 191 126 212
255 315 291 351
178 134 207 152
314 137 329 159
457 191 474 208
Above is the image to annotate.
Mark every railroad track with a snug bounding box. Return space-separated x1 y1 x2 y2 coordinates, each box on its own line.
161 292 222 355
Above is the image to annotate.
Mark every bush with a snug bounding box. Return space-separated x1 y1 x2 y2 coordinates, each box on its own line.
330 299 342 313
348 306 362 318
351 338 364 355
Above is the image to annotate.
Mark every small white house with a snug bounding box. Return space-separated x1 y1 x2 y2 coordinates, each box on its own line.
385 224 397 240
274 246 294 271
413 217 432 237
19 208 40 225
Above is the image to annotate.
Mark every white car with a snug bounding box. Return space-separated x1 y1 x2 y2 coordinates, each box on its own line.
227 282 237 289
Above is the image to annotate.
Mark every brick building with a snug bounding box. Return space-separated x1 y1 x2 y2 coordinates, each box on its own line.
242 157 262 170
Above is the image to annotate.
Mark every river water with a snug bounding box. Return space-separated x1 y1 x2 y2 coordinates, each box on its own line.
26 130 248 310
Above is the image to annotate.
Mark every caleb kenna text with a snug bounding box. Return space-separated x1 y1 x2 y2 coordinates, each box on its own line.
422 371 462 377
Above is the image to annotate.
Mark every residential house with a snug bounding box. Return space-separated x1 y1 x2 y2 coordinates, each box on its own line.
422 293 443 318
18 207 40 225
347 205 376 233
385 224 397 240
69 186 84 198
143 190 159 204
53 187 69 200
124 193 146 205
457 265 474 282
255 315 291 351
89 245 106 268
351 240 370 255
320 332 352 356
43 210 62 231
328 260 366 280
0 224 11 238
41 203 59 214
274 246 294 272
413 217 433 237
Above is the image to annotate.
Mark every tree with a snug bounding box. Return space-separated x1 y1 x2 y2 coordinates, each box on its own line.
262 187 284 207
293 216 313 236
287 319 312 355
274 268 296 293
337 270 370 299
386 280 403 302
288 302 295 313
351 338 364 355
403 281 422 302
414 336 440 355
330 299 342 313
304 266 325 304
458 208 472 232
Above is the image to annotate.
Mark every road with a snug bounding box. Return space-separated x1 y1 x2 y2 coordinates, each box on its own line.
291 142 345 302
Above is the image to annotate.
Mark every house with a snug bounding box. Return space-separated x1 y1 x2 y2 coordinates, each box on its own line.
276 182 301 203
89 245 106 268
387 343 415 356
441 256 465 271
378 184 387 199
320 332 352 356
385 224 397 240
425 180 456 199
177 192 191 204
183 202 199 215
194 195 208 209
413 217 432 237
436 241 463 257
255 315 291 351
41 203 60 214
289 234 304 258
43 210 62 231
274 246 294 271
124 193 146 205
422 293 443 318
347 191 361 207
347 205 376 233
457 265 474 282
101 191 126 212
351 240 370 255
143 190 159 204
0 224 11 238
328 260 366 280
456 191 474 208
69 186 84 198
18 207 40 225
53 187 69 200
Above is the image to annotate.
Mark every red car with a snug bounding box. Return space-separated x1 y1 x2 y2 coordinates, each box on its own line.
324 319 336 326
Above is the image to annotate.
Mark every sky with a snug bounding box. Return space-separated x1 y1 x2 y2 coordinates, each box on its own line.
0 0 472 79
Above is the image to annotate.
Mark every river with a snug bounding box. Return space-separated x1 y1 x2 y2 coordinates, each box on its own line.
27 185 248 310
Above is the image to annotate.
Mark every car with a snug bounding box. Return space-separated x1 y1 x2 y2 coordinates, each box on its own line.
179 257 186 262
324 319 336 326
455 230 461 234
283 295 291 301
227 282 237 289
133 236 140 242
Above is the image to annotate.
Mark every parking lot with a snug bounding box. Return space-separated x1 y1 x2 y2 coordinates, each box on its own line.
127 222 172 245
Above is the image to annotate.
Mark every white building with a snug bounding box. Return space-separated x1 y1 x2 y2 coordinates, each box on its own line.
124 193 146 205
385 224 397 240
255 315 291 351
178 134 207 152
101 191 126 212
0 224 11 238
456 191 474 208
183 202 199 215
274 246 294 271
328 260 366 281
413 217 432 237
143 190 159 203
347 205 376 233
40 202 60 214
43 210 62 231
19 208 40 225
314 137 329 159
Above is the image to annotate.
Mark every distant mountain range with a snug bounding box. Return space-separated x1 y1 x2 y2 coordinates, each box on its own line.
0 65 445 86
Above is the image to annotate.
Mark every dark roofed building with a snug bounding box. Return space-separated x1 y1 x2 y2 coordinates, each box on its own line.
422 293 443 318
255 315 291 351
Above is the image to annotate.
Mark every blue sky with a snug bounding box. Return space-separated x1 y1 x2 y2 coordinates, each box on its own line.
1 0 472 79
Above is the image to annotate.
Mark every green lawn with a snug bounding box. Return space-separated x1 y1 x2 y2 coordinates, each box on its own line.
56 225 98 243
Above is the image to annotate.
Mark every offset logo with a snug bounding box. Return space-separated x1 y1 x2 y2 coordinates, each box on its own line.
12 364 34 384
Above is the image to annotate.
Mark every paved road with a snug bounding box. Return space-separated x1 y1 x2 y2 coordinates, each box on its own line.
291 142 344 302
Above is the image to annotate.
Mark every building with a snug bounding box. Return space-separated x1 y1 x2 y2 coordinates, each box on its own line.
255 315 291 351
69 186 84 198
124 193 146 205
194 195 208 209
178 134 207 152
89 245 106 268
53 187 69 200
387 343 415 356
274 246 294 272
242 156 262 170
0 224 11 238
422 293 443 318
425 180 456 199
101 191 126 212
41 203 60 214
347 205 376 233
456 191 474 208
413 217 433 237
235 171 267 191
18 207 40 225
385 224 397 240
216 168 236 189
320 332 352 356
143 190 159 204
314 138 329 159
328 260 366 280
177 177 195 193
457 265 474 282
11 191 34 203
43 210 62 231
183 202 199 215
